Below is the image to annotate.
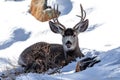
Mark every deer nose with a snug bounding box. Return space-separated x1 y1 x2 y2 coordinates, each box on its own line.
66 41 72 48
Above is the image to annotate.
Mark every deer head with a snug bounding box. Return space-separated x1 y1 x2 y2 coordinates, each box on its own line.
49 4 89 58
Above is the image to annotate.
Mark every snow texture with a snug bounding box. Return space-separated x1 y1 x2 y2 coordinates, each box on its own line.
0 0 120 80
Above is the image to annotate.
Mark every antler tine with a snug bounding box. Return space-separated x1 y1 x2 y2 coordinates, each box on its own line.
76 4 86 22
53 4 59 22
52 4 66 29
74 4 86 29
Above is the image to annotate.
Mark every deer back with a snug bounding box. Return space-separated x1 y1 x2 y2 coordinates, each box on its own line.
18 42 50 67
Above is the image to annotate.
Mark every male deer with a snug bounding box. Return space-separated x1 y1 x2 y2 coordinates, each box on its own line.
18 4 89 73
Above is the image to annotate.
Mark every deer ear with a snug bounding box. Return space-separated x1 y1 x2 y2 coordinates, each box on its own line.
49 21 64 34
74 19 89 33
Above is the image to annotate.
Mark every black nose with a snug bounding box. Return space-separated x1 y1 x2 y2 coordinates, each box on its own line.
66 41 71 44
66 41 72 48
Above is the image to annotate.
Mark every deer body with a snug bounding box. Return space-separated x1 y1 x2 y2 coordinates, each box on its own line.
18 42 66 73
18 4 89 73
18 42 82 73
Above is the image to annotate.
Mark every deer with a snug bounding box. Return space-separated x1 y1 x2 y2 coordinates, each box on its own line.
18 4 89 73
30 0 60 22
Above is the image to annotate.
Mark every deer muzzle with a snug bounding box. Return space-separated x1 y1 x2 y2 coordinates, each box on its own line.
66 41 72 48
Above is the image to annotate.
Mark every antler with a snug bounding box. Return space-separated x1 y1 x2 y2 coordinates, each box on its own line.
52 5 66 30
74 4 87 29
77 4 86 22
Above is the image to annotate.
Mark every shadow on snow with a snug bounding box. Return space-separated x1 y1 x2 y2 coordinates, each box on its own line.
0 28 31 50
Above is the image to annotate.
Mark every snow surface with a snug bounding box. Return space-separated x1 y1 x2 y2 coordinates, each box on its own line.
0 0 120 80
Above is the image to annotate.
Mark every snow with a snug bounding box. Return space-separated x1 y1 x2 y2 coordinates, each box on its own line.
0 0 120 80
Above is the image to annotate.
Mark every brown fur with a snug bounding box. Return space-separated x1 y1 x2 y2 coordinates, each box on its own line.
18 42 77 73
18 42 82 73
30 0 60 22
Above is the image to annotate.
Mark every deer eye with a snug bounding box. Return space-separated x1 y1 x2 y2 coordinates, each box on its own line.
73 34 76 37
63 35 65 37
73 33 77 37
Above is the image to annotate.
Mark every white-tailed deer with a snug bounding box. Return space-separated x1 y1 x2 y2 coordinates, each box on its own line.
18 4 89 73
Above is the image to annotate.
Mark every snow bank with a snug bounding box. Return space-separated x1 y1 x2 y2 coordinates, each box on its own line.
0 0 120 80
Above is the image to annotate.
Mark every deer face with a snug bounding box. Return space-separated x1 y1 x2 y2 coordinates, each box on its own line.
62 28 78 51
49 19 88 52
49 4 89 52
